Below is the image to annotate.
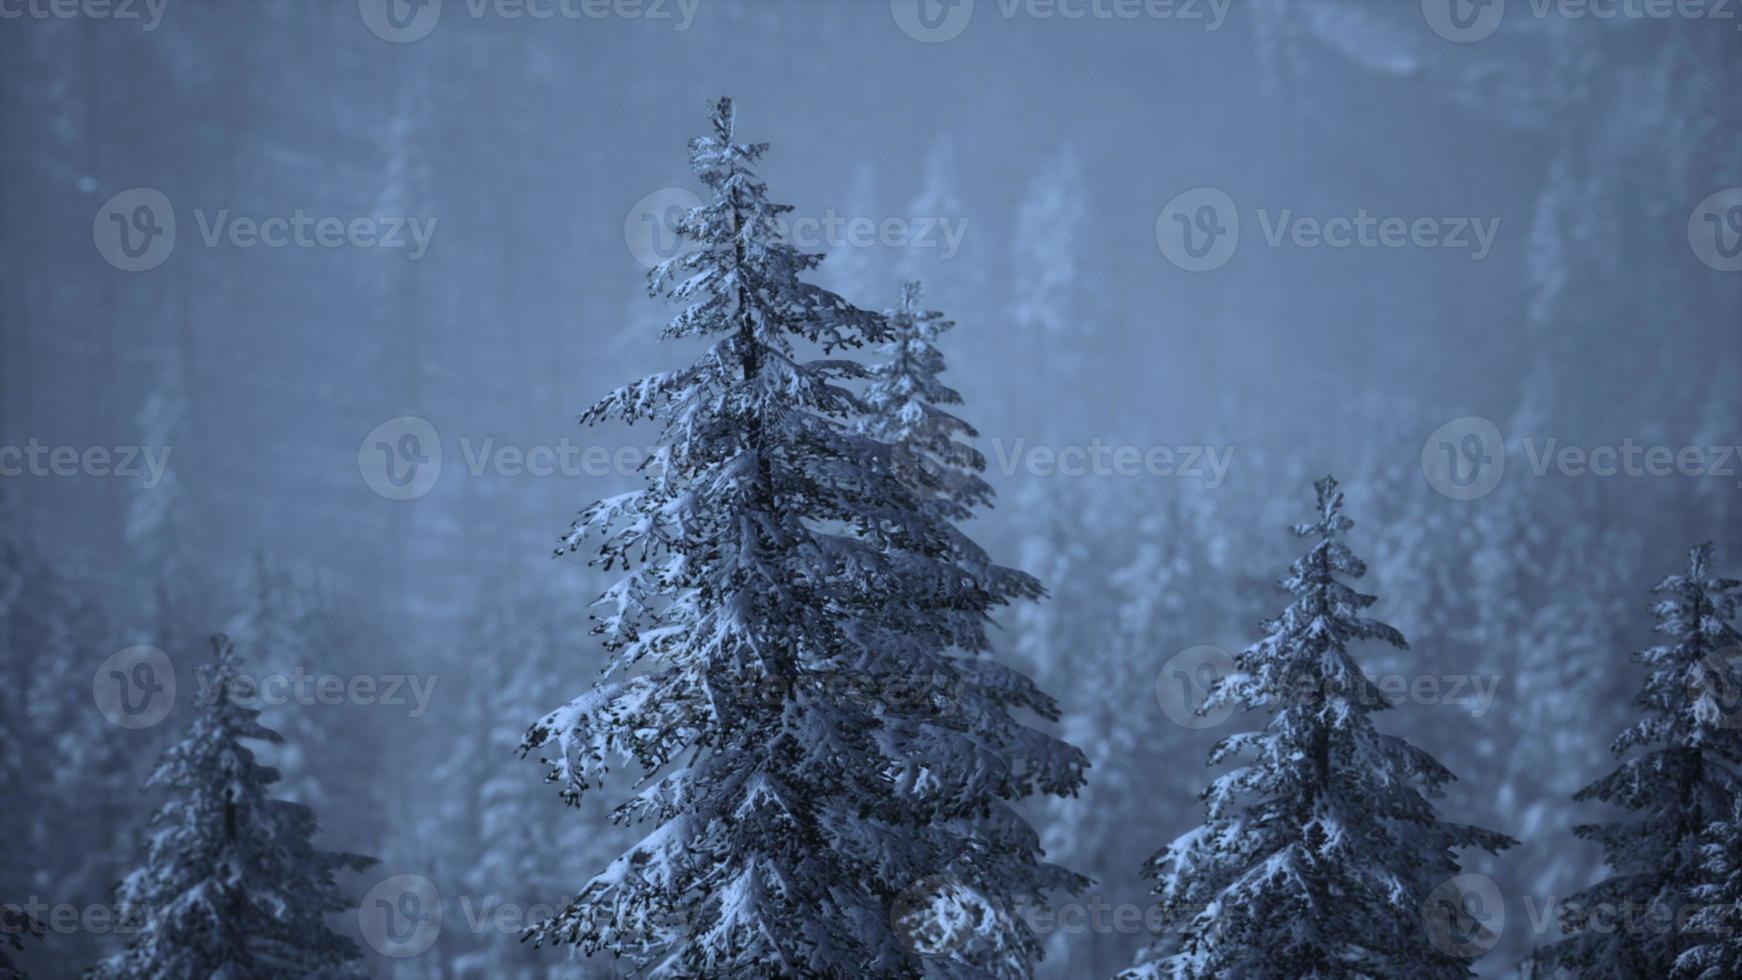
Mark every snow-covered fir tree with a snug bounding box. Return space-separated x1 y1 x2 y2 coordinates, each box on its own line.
858 280 989 515
1674 791 1742 979
521 98 1086 978
1123 476 1516 979
1528 542 1742 977
90 635 375 979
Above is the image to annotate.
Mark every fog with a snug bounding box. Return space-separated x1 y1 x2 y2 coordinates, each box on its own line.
2 1 1738 977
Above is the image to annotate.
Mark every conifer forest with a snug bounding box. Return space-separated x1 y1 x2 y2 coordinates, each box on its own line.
2 2 1740 977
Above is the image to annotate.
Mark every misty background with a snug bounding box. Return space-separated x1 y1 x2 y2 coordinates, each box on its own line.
2 0 1738 976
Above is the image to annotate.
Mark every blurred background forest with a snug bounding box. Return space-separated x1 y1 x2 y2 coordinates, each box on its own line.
1 1 1738 976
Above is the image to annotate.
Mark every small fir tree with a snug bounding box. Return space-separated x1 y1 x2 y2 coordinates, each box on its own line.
89 636 375 979
1124 476 1515 979
857 280 989 515
1530 542 1742 977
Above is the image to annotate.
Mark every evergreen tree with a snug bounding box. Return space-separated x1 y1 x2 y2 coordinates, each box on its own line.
521 98 1086 978
858 280 989 515
1529 542 1742 977
1674 792 1742 979
90 635 375 980
1124 476 1515 979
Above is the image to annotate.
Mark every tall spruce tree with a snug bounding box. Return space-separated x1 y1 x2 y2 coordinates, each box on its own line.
1529 542 1742 977
89 636 374 979
521 98 1086 978
857 280 989 515
1123 476 1515 979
